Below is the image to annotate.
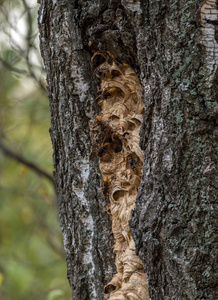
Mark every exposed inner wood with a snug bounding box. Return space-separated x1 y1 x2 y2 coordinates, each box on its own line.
91 52 149 300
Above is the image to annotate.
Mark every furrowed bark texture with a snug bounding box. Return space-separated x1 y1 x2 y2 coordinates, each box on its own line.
38 0 217 299
130 1 218 299
38 1 116 299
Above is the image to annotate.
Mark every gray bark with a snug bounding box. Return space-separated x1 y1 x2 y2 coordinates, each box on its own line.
38 0 218 299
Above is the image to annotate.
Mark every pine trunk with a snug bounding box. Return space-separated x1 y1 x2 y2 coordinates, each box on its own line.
38 0 217 299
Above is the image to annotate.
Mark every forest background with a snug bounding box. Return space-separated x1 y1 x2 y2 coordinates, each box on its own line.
0 1 71 299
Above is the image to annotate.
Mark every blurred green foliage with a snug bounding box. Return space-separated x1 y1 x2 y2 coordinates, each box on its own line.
0 1 72 299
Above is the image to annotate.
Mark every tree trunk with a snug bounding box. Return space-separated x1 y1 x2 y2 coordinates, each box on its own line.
38 0 217 299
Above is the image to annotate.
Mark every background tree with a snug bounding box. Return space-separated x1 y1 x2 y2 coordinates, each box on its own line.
38 0 217 299
0 1 71 299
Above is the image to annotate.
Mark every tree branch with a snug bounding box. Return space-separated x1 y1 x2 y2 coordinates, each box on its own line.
0 140 55 188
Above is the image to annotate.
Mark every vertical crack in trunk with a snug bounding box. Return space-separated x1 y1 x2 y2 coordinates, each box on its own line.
90 52 149 300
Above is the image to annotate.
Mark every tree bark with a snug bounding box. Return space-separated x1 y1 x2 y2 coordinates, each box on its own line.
38 0 217 299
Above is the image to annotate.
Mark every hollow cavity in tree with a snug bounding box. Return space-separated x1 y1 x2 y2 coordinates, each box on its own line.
91 52 149 300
